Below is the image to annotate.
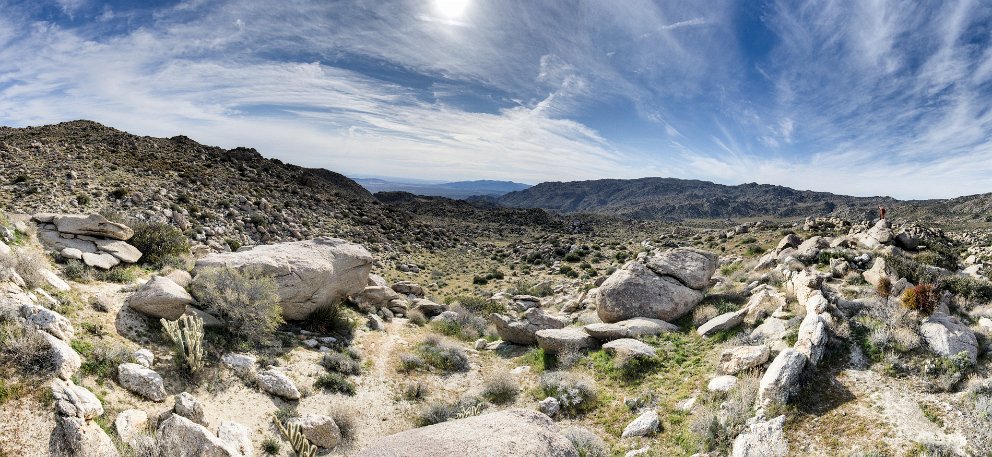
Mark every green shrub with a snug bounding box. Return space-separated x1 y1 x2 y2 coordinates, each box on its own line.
61 259 93 282
560 265 579 278
901 283 940 316
127 221 191 267
588 349 659 383
416 336 469 373
95 265 141 284
744 244 765 256
430 306 486 341
71 339 131 381
397 353 426 373
314 372 356 395
509 280 554 297
539 371 597 416
942 275 992 303
110 188 129 200
321 350 361 375
446 295 505 317
261 437 281 455
191 266 283 341
480 372 519 405
302 305 356 338
407 309 427 326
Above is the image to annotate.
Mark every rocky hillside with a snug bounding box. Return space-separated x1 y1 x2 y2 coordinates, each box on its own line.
0 120 456 251
497 178 896 220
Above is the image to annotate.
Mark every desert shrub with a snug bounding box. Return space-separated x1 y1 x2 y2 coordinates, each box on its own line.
480 372 519 405
397 353 426 373
61 259 93 282
588 349 659 383
261 437 281 455
430 305 486 341
0 318 52 374
321 349 361 375
415 396 485 427
72 339 131 381
520 347 553 372
0 247 48 289
446 295 505 317
719 263 742 277
942 275 992 303
302 305 356 339
509 279 554 297
407 309 427 326
744 244 765 256
403 382 429 401
560 265 579 278
875 276 893 299
690 370 759 454
191 266 283 341
96 265 141 284
692 305 719 327
329 406 358 442
415 336 469 373
562 427 608 457
539 371 597 416
127 221 191 267
901 283 940 316
0 379 24 405
314 372 356 395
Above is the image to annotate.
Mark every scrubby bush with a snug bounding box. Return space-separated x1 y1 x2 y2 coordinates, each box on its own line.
415 396 485 427
562 427 608 457
96 265 141 284
480 372 519 405
942 275 992 303
321 349 361 375
875 276 893 300
539 371 597 416
407 309 427 326
430 305 487 341
402 382 429 401
446 295 505 317
329 406 358 443
192 266 283 341
261 437 281 455
71 339 131 381
0 247 48 289
302 305 356 338
0 316 52 374
127 221 191 267
415 336 469 373
314 372 356 395
61 259 93 282
692 305 719 327
509 279 554 297
690 370 759 454
901 283 940 316
397 353 426 373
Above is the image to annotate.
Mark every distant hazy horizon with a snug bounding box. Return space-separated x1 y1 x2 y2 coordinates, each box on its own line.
1 1 991 199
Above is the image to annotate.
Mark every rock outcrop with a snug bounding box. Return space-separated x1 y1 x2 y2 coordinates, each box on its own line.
126 276 194 320
491 308 566 345
598 248 717 323
193 238 373 320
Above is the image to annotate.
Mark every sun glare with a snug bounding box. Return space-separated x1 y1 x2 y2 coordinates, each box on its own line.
433 0 470 19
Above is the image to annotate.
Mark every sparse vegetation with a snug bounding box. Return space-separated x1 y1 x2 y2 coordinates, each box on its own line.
126 221 191 267
191 266 283 342
901 283 940 316
314 372 357 395
480 372 519 405
539 371 597 416
562 427 609 457
413 336 470 373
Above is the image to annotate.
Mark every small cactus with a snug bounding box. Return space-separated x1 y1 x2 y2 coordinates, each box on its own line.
161 314 204 374
273 415 318 457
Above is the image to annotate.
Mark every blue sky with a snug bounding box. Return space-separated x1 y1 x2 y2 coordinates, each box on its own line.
1 0 991 198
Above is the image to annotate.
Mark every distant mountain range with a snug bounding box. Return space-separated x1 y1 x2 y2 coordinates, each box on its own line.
354 177 530 199
493 177 992 222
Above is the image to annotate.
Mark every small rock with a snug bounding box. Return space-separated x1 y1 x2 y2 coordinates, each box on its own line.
538 397 561 417
134 349 154 368
174 392 207 426
256 368 301 400
118 363 167 402
707 375 738 392
290 413 341 448
602 338 656 359
621 410 659 438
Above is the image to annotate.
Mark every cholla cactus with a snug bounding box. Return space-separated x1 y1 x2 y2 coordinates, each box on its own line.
161 314 204 374
273 415 318 457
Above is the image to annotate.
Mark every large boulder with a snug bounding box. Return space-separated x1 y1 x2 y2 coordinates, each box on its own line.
920 313 978 363
697 310 746 337
50 380 118 457
289 413 341 449
53 214 134 240
862 257 898 290
491 308 566 345
719 345 770 375
731 415 788 457
758 349 806 406
644 248 718 290
193 238 373 320
93 239 142 263
597 262 705 324
584 317 678 342
535 327 599 354
117 363 167 402
157 414 242 457
355 408 578 457
795 312 829 366
126 276 194 320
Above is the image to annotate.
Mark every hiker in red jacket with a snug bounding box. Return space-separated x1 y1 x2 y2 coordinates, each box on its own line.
878 205 887 220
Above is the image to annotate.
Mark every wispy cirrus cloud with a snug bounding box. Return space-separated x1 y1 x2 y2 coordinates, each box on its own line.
0 0 990 199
